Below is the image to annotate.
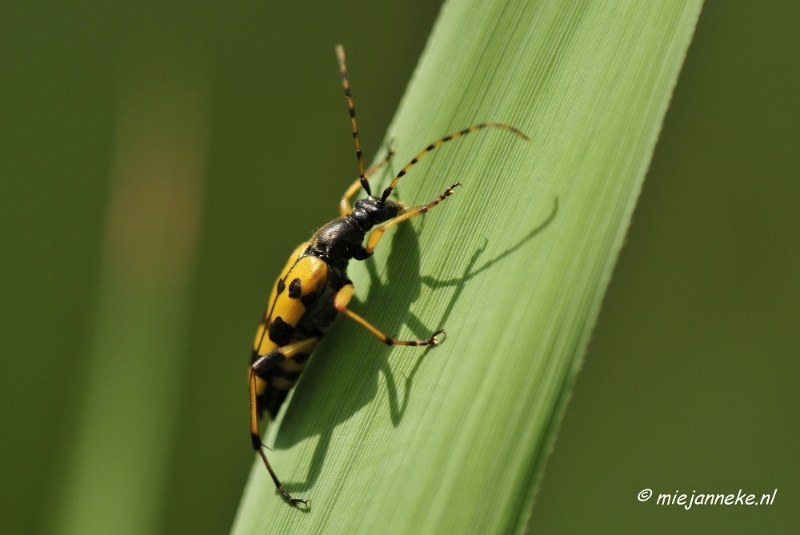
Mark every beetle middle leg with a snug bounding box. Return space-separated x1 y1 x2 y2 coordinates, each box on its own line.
334 283 444 346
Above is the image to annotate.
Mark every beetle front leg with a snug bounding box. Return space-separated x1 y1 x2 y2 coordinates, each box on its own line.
365 182 460 254
334 284 445 346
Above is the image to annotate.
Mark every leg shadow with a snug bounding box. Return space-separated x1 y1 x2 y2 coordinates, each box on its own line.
272 196 558 495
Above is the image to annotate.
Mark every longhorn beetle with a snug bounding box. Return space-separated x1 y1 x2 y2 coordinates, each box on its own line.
249 45 528 506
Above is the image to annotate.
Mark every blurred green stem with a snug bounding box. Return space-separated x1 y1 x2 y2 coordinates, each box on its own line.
46 72 208 535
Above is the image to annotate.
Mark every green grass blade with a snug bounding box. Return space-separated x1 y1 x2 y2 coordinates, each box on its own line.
232 1 703 533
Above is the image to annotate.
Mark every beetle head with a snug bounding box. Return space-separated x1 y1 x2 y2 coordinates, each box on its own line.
351 196 403 231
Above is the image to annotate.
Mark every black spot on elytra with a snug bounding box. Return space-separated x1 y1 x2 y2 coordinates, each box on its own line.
288 278 302 298
277 279 286 294
269 317 294 346
300 293 317 308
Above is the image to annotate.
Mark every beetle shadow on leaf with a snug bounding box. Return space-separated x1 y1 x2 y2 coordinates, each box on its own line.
400 196 559 408
422 196 559 291
271 196 557 496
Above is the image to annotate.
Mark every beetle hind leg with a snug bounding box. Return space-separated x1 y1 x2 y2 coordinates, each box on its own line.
249 338 320 507
256 443 309 507
250 368 308 506
249 369 309 507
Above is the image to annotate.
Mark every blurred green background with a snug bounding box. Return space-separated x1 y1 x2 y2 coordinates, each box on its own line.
1 1 797 534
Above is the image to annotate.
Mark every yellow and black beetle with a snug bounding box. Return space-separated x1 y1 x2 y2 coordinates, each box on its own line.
248 45 527 506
